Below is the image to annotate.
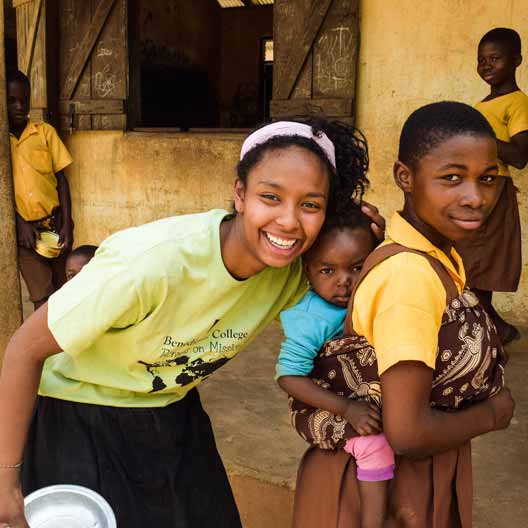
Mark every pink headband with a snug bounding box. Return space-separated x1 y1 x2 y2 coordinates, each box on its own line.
240 121 336 169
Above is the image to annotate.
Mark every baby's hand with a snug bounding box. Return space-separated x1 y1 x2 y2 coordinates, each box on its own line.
343 400 382 436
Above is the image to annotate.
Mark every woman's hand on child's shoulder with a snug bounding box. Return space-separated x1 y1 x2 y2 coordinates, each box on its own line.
344 400 382 436
487 386 515 432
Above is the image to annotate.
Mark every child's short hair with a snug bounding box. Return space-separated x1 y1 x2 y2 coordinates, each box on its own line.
398 101 496 168
320 204 376 245
7 69 30 90
69 245 98 261
480 27 522 55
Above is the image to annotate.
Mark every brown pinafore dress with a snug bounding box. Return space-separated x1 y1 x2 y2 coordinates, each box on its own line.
290 244 506 528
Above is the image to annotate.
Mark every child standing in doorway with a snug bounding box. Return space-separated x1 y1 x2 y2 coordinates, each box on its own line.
7 70 74 310
277 206 393 528
456 28 528 344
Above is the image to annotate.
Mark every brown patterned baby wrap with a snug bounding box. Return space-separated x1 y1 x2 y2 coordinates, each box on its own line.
290 243 505 449
291 244 506 528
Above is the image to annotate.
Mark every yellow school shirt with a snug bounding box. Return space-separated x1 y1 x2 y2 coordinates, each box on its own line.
9 121 73 221
43 209 308 407
475 90 528 176
352 213 465 376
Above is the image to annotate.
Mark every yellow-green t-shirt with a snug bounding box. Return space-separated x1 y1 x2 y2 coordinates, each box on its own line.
475 90 528 176
43 209 308 407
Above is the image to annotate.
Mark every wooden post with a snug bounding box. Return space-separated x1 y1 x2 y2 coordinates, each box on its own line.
15 0 49 122
0 1 23 361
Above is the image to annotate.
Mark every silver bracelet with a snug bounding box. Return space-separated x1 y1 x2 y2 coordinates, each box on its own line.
0 462 22 469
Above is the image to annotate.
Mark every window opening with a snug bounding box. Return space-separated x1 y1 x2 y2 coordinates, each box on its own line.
131 0 274 130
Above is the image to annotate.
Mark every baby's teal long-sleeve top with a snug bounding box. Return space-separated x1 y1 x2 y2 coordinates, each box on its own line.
276 290 347 378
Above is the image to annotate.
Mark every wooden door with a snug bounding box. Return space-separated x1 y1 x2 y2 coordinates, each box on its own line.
58 0 128 131
14 0 49 122
271 0 359 121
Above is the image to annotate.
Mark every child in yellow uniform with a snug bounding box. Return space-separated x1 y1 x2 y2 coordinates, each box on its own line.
456 28 528 343
7 70 74 310
291 102 514 528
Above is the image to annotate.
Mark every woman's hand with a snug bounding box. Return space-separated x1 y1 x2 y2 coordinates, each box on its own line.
487 387 515 432
0 474 29 528
355 200 385 240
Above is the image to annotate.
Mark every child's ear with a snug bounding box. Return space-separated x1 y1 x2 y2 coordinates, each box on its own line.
515 53 522 68
233 178 246 214
393 160 414 193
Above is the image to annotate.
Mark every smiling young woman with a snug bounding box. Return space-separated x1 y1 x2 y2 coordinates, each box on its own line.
0 119 383 528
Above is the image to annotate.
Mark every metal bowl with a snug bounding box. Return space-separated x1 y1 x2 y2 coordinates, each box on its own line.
24 484 116 528
34 231 63 259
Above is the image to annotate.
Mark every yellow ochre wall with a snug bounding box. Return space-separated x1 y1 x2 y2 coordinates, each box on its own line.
64 0 528 322
64 131 243 243
355 0 528 321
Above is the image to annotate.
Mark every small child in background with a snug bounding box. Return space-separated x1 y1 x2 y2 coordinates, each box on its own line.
456 27 528 344
65 245 98 281
8 69 74 310
276 206 393 528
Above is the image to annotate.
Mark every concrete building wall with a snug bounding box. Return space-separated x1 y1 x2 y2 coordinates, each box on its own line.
64 131 243 245
64 0 528 322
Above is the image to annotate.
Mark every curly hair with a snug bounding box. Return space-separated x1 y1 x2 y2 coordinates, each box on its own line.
320 202 376 242
236 117 369 218
399 101 496 168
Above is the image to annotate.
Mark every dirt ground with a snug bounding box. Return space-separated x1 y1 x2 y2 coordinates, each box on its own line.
200 321 528 528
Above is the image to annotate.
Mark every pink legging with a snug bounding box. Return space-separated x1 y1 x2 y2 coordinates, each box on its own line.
344 433 395 481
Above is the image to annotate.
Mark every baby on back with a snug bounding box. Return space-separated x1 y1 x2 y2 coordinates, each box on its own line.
276 205 392 528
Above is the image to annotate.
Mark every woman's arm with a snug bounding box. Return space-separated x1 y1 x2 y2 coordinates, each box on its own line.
381 360 514 457
497 130 528 169
0 305 62 526
279 375 381 435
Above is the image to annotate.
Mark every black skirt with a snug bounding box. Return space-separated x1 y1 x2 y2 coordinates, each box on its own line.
22 389 242 528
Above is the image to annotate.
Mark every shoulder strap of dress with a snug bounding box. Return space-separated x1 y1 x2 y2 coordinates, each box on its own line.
344 243 459 335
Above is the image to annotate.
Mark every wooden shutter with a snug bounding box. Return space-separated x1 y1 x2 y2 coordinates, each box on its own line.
58 0 128 131
14 0 49 122
271 0 359 121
